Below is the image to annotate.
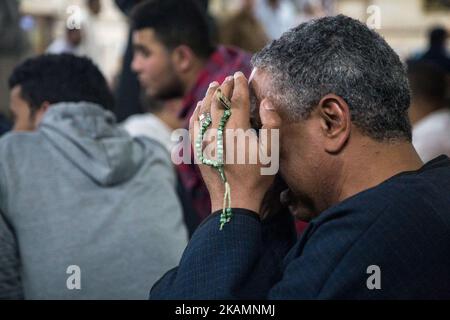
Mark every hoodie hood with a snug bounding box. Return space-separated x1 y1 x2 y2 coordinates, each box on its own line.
39 102 146 186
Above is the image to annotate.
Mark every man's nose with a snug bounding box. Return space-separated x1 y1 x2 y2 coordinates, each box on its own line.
131 55 141 73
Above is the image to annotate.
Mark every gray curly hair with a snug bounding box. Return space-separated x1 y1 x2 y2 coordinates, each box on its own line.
251 15 412 141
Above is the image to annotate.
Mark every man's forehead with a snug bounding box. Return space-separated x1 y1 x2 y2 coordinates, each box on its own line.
248 68 269 98
133 28 158 44
249 68 258 83
10 85 22 100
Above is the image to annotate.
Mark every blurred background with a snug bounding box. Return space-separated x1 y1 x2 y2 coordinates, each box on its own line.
0 0 449 282
1 0 449 128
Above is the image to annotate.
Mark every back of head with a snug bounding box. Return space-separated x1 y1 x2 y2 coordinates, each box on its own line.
252 14 412 141
9 54 114 113
86 0 101 16
408 61 447 107
429 26 447 49
130 0 214 58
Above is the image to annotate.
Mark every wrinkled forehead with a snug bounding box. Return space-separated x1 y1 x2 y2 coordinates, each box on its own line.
248 68 258 84
248 68 262 97
248 67 274 100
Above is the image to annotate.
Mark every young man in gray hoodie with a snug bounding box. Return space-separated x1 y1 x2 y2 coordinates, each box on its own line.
0 54 188 299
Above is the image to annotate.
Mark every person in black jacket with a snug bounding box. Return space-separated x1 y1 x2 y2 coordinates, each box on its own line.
149 15 450 299
409 26 450 74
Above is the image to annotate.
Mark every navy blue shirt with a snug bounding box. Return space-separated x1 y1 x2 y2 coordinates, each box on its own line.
151 156 450 299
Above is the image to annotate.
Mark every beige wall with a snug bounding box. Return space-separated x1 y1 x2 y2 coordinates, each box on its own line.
337 0 450 59
20 0 450 70
20 0 128 82
210 0 450 60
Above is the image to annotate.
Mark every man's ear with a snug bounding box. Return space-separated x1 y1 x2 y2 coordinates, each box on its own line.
317 94 351 154
33 101 51 127
171 45 195 73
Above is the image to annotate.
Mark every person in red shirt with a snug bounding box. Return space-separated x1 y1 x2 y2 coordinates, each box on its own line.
130 0 252 229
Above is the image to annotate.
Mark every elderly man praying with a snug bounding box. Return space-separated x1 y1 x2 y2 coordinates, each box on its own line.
150 15 450 299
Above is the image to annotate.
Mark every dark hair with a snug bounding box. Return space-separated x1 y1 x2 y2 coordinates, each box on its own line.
9 54 114 113
252 15 412 142
130 0 215 59
407 61 447 103
429 26 447 48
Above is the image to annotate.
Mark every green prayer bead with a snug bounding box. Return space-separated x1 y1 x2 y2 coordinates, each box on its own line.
196 106 233 230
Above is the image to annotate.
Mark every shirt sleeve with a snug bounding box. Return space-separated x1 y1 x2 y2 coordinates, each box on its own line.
0 210 23 299
149 208 296 299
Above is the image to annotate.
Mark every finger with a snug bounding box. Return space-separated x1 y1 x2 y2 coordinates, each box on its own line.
200 81 220 116
217 76 234 108
199 82 219 149
189 101 202 163
259 98 281 130
205 76 234 164
210 76 234 129
230 71 251 128
259 98 281 166
189 101 201 135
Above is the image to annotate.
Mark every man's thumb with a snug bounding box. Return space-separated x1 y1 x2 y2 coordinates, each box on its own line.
258 99 281 176
260 98 281 130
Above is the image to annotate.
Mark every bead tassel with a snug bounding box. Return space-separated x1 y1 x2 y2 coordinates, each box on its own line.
197 107 233 230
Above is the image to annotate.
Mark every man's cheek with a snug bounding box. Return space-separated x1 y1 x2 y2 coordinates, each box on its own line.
279 161 290 183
